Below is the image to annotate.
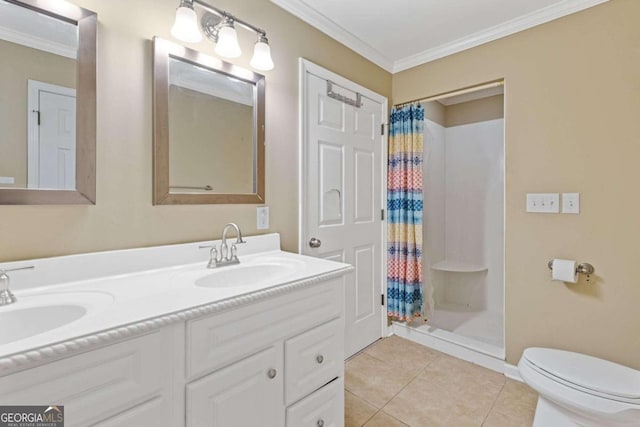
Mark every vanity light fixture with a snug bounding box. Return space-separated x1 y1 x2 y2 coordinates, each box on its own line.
171 0 275 71
171 0 202 43
250 34 274 71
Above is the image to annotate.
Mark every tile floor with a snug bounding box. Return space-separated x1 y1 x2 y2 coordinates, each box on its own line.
345 336 538 427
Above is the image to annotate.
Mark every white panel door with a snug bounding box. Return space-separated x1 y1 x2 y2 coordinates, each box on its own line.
27 80 76 189
301 61 386 358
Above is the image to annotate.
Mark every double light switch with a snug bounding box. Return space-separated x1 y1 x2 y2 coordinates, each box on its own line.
526 193 579 214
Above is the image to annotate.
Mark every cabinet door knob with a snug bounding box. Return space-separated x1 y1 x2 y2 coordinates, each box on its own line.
317 419 324 427
267 368 277 379
316 354 324 364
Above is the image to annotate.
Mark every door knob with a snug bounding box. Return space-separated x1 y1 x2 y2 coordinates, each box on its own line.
309 237 322 248
267 368 277 379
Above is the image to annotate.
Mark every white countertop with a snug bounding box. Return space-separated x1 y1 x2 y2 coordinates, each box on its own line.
0 234 352 363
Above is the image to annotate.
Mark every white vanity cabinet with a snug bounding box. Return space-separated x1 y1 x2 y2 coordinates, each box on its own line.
0 276 346 427
185 277 345 427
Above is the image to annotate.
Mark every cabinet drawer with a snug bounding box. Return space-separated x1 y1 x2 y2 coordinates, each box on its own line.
0 331 170 427
286 377 344 427
285 318 343 405
187 278 342 379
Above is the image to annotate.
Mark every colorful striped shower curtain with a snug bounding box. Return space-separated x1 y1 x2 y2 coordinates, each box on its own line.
387 104 424 322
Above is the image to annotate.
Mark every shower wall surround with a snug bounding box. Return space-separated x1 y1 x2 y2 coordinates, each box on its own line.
423 115 505 353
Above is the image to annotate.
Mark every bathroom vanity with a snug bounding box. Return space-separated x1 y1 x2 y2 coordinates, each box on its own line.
0 234 351 427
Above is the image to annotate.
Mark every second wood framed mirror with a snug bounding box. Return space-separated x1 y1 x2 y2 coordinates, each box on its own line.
152 37 265 205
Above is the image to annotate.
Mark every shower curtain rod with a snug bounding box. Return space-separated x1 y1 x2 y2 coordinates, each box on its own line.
394 81 504 108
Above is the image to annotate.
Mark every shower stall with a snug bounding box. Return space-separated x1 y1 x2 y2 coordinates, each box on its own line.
393 83 505 368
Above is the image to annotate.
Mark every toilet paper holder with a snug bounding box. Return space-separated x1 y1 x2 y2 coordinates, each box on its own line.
547 260 595 275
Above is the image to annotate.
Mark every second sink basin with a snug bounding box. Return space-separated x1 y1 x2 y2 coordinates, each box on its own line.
195 263 296 288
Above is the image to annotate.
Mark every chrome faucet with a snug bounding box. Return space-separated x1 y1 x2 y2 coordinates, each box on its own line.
199 223 246 269
0 266 35 306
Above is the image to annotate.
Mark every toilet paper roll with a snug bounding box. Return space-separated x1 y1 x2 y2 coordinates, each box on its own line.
552 259 577 283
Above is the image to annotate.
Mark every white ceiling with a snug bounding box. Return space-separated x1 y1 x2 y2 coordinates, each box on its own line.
270 0 608 72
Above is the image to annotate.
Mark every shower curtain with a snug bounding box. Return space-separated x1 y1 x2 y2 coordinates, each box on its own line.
387 103 425 322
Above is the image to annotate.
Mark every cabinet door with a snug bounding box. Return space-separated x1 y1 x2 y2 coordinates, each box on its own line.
0 331 171 427
186 346 283 427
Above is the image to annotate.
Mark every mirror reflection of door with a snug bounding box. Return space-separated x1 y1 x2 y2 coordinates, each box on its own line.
27 80 76 190
0 0 78 190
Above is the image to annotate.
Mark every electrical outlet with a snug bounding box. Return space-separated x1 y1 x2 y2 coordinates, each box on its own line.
562 193 580 214
526 193 560 213
257 206 269 229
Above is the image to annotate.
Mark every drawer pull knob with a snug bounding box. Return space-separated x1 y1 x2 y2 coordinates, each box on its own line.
317 419 325 427
316 354 324 364
267 368 277 379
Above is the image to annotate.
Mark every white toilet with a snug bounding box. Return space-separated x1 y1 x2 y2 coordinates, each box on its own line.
519 347 640 427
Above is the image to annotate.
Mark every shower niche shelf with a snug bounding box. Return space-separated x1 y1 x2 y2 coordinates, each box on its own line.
431 261 488 273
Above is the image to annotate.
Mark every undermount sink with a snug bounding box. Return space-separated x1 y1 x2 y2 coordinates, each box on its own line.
195 263 296 288
0 305 86 345
0 291 114 346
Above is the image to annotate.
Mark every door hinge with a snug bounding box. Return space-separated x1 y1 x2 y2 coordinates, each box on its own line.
381 209 385 221
381 294 385 306
380 123 385 135
32 110 40 126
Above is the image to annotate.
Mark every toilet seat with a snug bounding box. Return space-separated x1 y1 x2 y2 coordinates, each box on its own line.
523 348 640 405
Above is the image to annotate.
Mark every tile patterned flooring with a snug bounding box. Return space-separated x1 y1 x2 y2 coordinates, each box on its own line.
345 336 538 427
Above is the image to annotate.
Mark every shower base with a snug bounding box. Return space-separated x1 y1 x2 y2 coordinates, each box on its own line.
391 307 505 373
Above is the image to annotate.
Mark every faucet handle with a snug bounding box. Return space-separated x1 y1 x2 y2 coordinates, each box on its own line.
0 266 35 274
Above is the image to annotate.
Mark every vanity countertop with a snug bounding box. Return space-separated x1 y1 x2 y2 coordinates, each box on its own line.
0 234 352 370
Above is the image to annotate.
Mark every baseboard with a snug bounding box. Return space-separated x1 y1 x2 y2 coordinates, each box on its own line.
392 323 505 373
503 363 524 383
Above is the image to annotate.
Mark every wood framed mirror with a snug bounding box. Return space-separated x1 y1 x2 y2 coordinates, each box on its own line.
0 0 97 204
152 37 265 205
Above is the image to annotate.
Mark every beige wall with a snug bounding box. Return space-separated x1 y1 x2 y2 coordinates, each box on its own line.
169 86 253 194
0 40 76 187
0 0 390 260
424 94 504 128
423 101 445 126
445 94 504 127
394 0 640 369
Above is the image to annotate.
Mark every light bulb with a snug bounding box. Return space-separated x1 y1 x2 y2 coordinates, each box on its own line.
250 35 274 71
215 22 241 58
171 3 202 43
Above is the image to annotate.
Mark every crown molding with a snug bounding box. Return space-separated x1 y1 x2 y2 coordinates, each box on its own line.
393 0 609 72
0 26 76 59
269 0 393 72
270 0 608 74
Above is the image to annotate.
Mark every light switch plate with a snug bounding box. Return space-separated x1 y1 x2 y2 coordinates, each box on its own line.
526 193 560 213
562 193 580 214
257 206 269 230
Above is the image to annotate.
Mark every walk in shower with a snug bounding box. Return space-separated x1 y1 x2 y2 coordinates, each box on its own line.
393 83 505 366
